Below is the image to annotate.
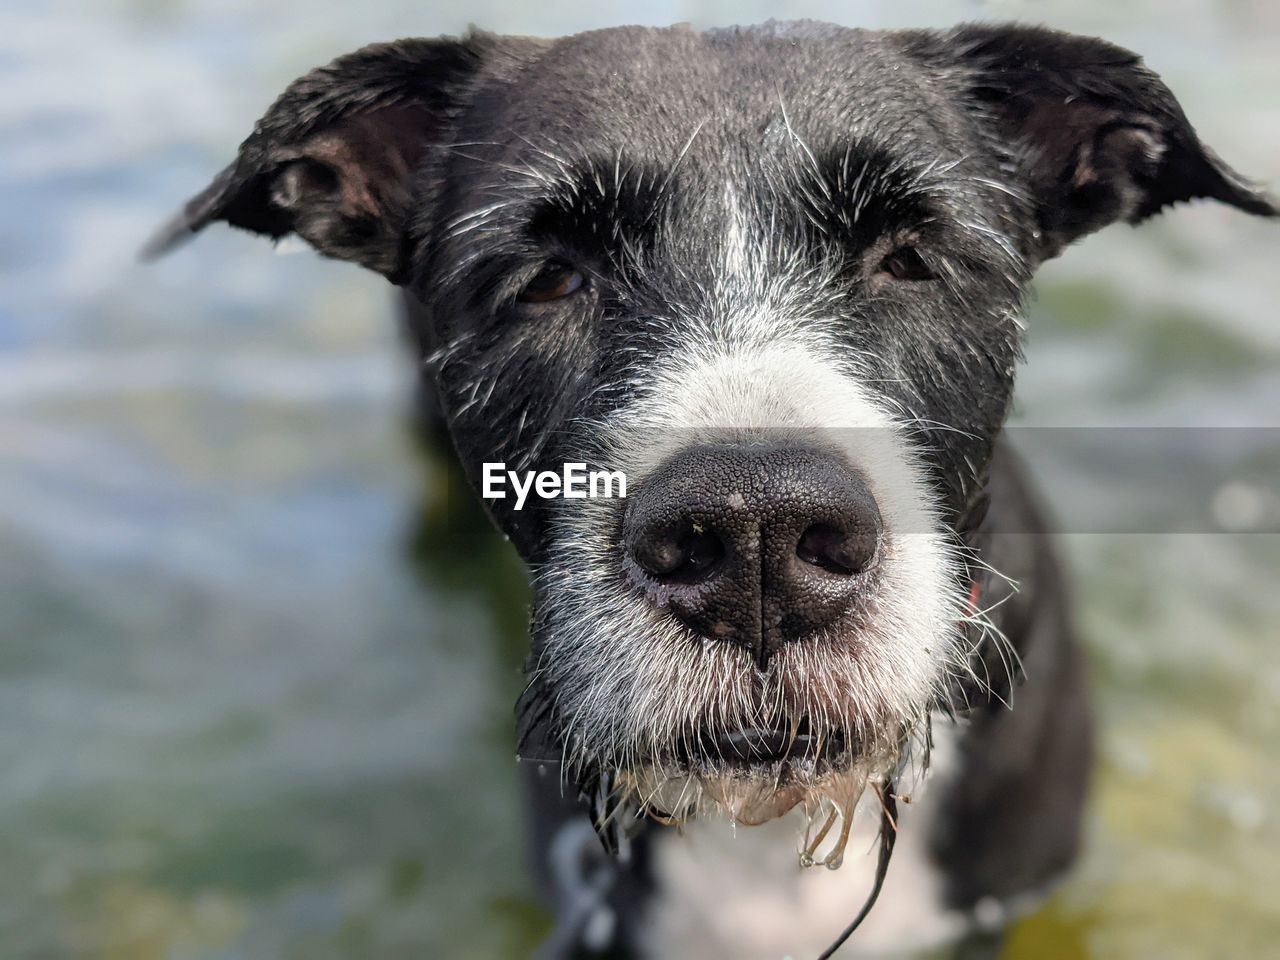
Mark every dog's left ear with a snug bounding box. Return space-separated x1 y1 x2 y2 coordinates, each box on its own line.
905 24 1277 258
142 32 523 282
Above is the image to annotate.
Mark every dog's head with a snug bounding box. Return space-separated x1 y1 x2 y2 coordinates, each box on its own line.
150 22 1275 850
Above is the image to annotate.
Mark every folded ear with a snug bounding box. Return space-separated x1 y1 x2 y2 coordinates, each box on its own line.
907 24 1277 258
142 33 506 282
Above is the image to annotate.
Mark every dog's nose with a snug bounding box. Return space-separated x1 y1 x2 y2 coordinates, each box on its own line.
623 445 881 667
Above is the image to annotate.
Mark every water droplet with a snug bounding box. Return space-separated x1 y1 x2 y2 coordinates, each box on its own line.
799 852 815 868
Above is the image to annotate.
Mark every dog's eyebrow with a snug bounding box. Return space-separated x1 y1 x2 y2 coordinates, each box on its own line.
796 143 947 240
782 143 1027 291
528 155 670 256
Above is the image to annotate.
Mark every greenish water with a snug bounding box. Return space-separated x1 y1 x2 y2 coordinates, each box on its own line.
1 2 1277 958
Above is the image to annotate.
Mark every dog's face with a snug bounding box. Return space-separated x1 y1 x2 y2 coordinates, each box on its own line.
151 22 1275 850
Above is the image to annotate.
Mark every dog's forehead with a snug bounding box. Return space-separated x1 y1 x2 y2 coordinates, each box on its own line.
463 24 963 183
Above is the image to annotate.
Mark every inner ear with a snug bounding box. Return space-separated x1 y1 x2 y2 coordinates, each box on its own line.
998 94 1170 248
268 104 436 277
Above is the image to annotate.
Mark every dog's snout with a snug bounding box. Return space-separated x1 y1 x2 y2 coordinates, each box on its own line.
623 445 882 666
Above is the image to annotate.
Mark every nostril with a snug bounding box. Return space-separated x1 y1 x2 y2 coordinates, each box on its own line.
679 529 726 580
632 525 726 584
796 522 876 576
638 539 684 577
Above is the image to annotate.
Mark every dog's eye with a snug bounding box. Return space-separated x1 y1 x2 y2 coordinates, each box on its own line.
518 264 584 303
878 246 936 282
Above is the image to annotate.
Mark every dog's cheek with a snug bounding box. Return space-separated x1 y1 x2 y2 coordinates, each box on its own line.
868 296 1023 521
435 336 602 554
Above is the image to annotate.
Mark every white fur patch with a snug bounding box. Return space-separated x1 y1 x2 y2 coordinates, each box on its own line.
723 183 751 279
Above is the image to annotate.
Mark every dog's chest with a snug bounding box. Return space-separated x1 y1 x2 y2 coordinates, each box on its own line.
640 727 968 959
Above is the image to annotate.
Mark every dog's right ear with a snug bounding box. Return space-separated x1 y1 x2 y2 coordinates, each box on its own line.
142 33 513 283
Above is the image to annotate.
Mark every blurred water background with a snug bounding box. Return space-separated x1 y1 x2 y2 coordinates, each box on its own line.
1 1 1278 957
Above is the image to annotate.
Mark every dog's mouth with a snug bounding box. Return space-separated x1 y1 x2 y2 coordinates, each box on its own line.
608 716 892 838
677 719 852 770
612 718 899 869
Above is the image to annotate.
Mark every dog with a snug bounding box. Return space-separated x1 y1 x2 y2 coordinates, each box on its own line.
146 21 1277 958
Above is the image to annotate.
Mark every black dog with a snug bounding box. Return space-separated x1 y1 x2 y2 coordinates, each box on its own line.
147 21 1276 958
